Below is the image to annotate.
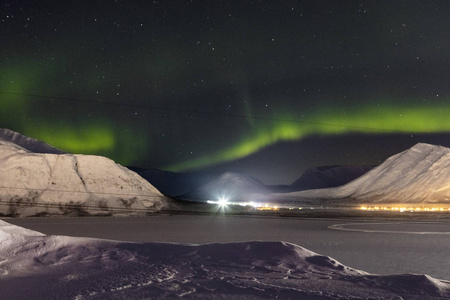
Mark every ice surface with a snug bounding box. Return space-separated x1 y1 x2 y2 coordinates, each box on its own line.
0 220 449 299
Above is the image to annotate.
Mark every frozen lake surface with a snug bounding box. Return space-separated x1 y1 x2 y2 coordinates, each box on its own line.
6 214 450 280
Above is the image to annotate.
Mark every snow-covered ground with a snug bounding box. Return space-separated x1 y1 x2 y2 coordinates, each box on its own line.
9 215 450 280
1 219 449 299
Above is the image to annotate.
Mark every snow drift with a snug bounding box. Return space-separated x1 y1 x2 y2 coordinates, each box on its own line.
283 143 450 206
0 129 169 216
0 219 449 299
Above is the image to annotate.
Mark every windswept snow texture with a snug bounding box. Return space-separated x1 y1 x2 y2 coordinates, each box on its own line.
179 172 270 202
0 132 169 216
0 220 449 300
284 143 450 205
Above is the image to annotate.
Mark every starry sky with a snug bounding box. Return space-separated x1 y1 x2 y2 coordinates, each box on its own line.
2 0 450 184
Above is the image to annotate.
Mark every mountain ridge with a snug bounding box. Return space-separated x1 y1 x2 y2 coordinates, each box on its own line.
0 128 65 154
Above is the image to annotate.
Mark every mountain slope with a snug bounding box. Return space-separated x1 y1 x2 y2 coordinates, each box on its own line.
0 131 169 216
179 172 270 202
288 143 450 205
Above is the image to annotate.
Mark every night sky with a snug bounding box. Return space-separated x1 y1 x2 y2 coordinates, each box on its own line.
2 1 450 184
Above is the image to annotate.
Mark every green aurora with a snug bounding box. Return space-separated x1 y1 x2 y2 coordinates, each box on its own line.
1 53 449 171
25 122 116 153
0 93 149 166
4 0 450 184
165 101 450 172
1 85 449 172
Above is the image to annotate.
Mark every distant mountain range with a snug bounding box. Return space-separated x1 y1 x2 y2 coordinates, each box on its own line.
0 128 170 216
288 165 374 192
2 128 448 212
132 165 374 200
128 167 221 197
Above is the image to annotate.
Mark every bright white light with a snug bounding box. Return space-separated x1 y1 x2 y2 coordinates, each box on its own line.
217 196 228 207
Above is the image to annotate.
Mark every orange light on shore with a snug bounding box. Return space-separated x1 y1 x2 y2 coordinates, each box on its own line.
257 206 279 211
360 206 450 212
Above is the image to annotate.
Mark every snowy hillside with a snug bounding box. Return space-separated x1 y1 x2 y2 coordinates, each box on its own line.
178 172 270 202
0 131 169 216
0 219 448 299
285 143 450 205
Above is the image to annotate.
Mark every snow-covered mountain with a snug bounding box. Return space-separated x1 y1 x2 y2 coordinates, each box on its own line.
288 165 374 191
0 128 65 154
0 129 169 216
284 143 450 206
1 219 449 299
178 172 270 202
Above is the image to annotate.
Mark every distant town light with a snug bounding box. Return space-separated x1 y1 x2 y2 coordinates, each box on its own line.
360 206 450 212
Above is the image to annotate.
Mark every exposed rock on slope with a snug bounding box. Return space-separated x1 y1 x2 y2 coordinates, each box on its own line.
0 132 169 216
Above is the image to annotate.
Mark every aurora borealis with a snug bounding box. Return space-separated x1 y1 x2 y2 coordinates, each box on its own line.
2 1 450 183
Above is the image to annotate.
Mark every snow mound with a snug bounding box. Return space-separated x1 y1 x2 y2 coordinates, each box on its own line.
0 219 45 248
179 172 270 202
0 220 44 238
0 132 169 216
0 220 449 299
287 143 450 205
